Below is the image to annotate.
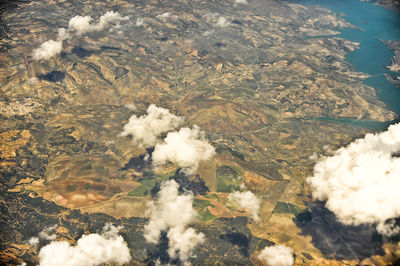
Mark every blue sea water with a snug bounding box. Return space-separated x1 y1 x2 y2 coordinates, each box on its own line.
298 0 400 128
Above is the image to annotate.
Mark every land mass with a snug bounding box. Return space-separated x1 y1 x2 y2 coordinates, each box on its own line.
0 0 399 265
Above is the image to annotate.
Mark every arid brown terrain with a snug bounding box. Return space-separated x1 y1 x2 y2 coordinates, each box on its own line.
0 0 399 265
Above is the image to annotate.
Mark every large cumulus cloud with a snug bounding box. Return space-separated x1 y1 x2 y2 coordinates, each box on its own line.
38 224 131 266
144 180 205 263
307 123 400 235
152 126 215 173
120 104 184 148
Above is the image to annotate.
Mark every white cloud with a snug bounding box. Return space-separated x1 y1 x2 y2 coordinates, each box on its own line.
32 39 63 61
136 17 145 26
57 28 70 41
68 11 128 35
258 245 294 266
38 223 131 266
167 225 205 262
124 103 137 111
234 0 249 5
307 123 400 235
155 12 178 21
308 152 318 161
120 104 184 148
156 12 170 20
144 180 198 243
97 11 129 30
228 191 261 221
377 219 400 236
144 180 205 263
28 77 38 84
32 27 68 61
203 30 215 37
28 225 58 249
28 237 39 249
152 126 215 173
203 13 229 28
39 224 58 241
216 17 230 27
33 11 128 60
68 15 93 35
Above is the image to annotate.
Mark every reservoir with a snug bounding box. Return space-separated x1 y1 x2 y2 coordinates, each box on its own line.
298 0 400 128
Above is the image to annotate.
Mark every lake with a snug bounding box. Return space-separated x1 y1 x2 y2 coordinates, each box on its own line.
298 0 400 129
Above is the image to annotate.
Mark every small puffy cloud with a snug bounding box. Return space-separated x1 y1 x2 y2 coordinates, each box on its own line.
156 12 178 21
308 123 400 235
38 223 131 266
68 11 128 35
28 77 38 84
97 11 128 30
258 245 294 266
216 16 230 27
33 11 128 60
136 17 145 26
39 224 58 241
167 225 205 262
124 103 137 111
68 15 93 35
308 152 318 161
228 191 261 221
32 39 63 61
120 104 184 148
156 12 170 20
28 237 39 249
28 225 58 249
203 13 229 28
203 29 215 37
57 28 70 41
152 126 215 173
144 180 205 263
234 0 249 5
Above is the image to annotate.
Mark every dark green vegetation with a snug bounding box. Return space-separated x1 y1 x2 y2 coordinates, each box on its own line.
148 168 210 196
127 174 170 197
272 201 305 216
216 165 243 193
198 209 217 223
193 217 274 265
193 198 217 223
